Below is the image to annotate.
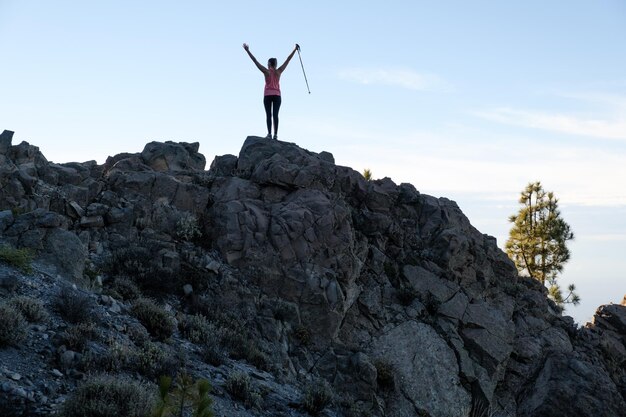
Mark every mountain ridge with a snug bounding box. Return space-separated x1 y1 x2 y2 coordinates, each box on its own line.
0 129 624 416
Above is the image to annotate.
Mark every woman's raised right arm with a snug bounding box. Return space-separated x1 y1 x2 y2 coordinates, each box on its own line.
243 43 268 74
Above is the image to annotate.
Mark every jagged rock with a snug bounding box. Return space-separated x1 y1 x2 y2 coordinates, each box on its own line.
41 228 87 281
141 141 206 172
0 130 13 154
0 131 624 417
210 153 238 176
517 352 626 416
66 201 85 219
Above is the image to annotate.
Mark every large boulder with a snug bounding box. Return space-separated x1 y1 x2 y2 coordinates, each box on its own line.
141 141 206 172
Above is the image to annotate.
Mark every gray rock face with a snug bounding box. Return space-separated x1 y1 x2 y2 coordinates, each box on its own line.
0 130 13 155
371 321 471 416
517 352 626 417
0 131 624 417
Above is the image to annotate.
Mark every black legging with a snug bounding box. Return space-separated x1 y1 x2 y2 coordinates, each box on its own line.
263 95 282 136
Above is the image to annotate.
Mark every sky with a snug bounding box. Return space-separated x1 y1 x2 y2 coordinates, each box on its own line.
1 1 624 324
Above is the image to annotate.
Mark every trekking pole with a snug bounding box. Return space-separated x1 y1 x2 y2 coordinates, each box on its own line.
296 44 311 94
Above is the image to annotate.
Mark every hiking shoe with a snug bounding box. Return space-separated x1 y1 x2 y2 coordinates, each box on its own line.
265 134 272 139
273 134 278 140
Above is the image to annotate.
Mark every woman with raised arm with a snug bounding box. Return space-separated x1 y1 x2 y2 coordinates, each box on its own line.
243 43 298 140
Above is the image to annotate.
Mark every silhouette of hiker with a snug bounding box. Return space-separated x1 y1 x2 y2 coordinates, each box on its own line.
243 43 298 140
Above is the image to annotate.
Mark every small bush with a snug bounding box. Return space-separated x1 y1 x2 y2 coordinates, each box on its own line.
175 212 202 240
127 322 151 346
83 261 100 282
293 325 312 346
0 245 33 273
107 276 142 301
134 341 179 379
303 380 333 415
53 286 94 324
8 295 48 323
179 314 214 344
103 244 178 295
201 334 226 367
246 345 271 370
131 298 176 341
100 338 135 372
374 359 395 390
220 329 269 370
62 323 98 352
188 299 246 334
225 372 261 409
0 303 28 347
60 374 156 417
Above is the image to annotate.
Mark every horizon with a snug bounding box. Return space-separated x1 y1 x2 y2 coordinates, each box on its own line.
1 0 625 324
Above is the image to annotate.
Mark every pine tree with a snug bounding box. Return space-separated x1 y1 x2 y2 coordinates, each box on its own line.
505 181 580 307
153 373 214 417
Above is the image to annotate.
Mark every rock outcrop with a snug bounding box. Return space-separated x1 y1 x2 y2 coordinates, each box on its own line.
0 130 624 417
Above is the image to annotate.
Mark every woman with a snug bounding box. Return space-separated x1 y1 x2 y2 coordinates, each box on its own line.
243 43 298 140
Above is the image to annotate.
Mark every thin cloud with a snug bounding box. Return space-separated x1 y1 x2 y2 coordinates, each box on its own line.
338 67 452 92
473 104 626 141
583 234 626 242
291 117 626 207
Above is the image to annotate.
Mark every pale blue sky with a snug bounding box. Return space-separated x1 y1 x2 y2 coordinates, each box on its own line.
1 1 625 323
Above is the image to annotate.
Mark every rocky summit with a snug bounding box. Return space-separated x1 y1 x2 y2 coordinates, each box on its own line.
0 129 624 417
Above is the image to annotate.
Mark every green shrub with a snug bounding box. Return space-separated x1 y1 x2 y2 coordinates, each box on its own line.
220 329 269 370
134 341 179 379
107 276 142 301
175 212 202 241
60 374 155 417
303 380 333 415
0 303 28 347
103 244 178 295
99 338 135 372
201 334 226 367
62 323 98 352
8 295 48 323
0 244 33 273
53 286 94 324
245 345 270 370
293 325 312 346
225 372 261 409
179 314 214 344
83 261 100 282
131 298 176 341
127 322 151 346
